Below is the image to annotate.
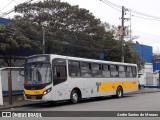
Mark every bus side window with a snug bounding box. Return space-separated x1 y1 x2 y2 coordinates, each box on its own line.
126 66 133 78
126 66 129 77
119 66 126 78
92 63 102 77
102 64 110 78
69 61 81 77
132 66 137 78
110 65 119 77
55 65 66 78
81 62 91 78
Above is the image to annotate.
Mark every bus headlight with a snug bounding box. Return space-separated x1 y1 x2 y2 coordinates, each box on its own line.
43 87 52 95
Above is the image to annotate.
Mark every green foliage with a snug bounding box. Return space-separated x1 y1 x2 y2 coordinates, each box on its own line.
0 0 144 70
14 0 115 58
0 20 42 66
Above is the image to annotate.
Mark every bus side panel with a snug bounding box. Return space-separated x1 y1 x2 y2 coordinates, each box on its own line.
53 77 93 101
67 78 91 99
89 78 116 97
90 78 138 97
98 79 138 93
52 82 70 101
51 76 138 100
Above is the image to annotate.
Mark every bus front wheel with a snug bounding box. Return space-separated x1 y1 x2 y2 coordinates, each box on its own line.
116 86 123 98
70 90 79 104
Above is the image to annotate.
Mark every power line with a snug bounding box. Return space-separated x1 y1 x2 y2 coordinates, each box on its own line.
0 0 35 18
0 0 15 13
0 0 36 25
1 0 160 46
100 0 121 12
131 14 160 21
100 0 160 21
100 0 160 46
100 0 121 9
0 9 14 18
99 0 160 45
129 8 160 20
13 0 21 4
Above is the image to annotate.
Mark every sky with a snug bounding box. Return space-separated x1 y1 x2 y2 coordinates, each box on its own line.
1 0 160 53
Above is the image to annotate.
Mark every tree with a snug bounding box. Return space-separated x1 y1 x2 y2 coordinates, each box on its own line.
10 0 144 70
0 20 42 67
14 0 114 58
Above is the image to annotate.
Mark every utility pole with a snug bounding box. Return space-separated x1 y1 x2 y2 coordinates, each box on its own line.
8 68 12 105
42 26 45 54
130 10 132 41
121 6 125 63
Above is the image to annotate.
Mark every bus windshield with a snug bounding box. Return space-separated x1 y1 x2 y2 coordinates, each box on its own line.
25 62 51 84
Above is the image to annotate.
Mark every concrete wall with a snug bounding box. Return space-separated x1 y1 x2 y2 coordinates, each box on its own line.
140 63 153 73
139 63 160 87
0 67 24 96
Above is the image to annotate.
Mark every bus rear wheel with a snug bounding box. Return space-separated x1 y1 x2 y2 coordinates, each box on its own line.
70 90 79 104
116 87 123 98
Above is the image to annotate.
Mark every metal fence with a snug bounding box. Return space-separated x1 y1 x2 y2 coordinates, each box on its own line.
145 76 160 86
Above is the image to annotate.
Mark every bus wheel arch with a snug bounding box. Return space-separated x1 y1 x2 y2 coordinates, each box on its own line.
116 86 123 98
70 88 82 104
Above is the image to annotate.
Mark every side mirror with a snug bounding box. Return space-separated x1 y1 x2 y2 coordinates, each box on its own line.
19 64 24 76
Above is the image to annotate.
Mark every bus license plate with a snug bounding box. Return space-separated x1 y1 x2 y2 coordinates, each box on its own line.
31 96 36 100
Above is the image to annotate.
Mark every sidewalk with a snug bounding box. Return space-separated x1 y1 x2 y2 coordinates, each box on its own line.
0 88 160 110
0 95 43 110
133 88 160 94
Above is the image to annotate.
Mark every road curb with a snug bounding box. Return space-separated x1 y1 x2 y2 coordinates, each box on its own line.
131 89 160 94
0 102 43 110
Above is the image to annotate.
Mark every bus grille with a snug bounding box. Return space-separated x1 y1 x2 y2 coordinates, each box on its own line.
25 95 43 99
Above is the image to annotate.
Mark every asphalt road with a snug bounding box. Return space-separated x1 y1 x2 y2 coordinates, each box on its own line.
7 92 160 111
1 92 160 120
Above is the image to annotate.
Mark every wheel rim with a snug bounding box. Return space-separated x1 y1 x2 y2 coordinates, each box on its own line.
118 90 122 97
72 92 78 102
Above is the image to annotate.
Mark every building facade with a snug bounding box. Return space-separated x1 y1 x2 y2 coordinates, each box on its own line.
134 44 153 63
0 18 11 24
134 44 160 87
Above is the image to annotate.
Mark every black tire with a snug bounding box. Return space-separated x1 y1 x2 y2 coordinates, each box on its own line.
70 90 79 104
47 101 56 105
116 87 123 98
138 84 141 90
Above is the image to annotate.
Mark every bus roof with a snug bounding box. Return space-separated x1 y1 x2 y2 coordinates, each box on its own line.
27 54 137 66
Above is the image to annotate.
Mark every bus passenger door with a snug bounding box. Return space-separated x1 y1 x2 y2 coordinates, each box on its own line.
52 58 69 101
